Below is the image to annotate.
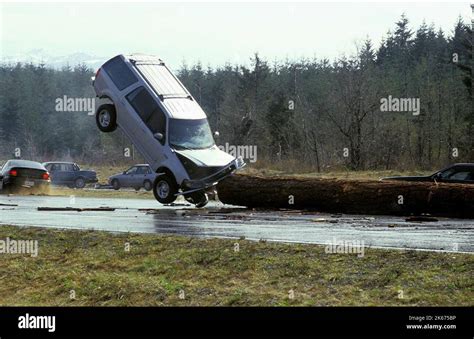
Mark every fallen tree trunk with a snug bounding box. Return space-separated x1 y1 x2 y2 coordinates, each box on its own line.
217 174 474 218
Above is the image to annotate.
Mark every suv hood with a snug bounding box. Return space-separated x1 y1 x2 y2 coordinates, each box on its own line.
175 146 235 167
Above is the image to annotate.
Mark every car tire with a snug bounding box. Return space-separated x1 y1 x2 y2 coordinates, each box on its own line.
96 104 117 132
75 177 86 189
153 175 177 204
1 182 10 194
143 180 152 191
112 179 120 190
184 191 209 208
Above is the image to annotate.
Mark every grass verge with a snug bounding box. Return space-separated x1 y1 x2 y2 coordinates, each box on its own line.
0 225 472 306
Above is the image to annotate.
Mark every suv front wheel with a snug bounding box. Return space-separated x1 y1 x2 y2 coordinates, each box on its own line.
96 104 117 132
153 175 177 204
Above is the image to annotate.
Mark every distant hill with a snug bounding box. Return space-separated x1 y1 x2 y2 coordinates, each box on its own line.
0 49 106 70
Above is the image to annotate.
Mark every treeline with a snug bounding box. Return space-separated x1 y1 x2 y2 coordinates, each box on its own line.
0 15 472 171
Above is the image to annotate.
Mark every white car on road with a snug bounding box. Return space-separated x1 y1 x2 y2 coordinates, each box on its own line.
92 54 244 207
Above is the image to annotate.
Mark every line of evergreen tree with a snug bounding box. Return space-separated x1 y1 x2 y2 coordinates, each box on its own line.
0 15 472 171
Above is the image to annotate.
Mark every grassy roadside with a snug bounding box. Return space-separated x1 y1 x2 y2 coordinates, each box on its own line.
89 165 431 182
242 167 433 180
0 226 472 306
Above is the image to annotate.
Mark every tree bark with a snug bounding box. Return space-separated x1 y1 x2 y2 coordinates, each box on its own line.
217 174 474 218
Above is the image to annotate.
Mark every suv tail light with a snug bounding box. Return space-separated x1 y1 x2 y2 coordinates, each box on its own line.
42 172 50 180
9 169 18 177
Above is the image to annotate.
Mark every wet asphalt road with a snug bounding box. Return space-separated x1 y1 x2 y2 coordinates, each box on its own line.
0 194 473 253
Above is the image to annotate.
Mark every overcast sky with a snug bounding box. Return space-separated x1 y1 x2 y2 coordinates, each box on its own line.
0 2 472 68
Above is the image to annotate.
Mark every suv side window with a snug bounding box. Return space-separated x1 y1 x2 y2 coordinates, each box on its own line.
103 56 138 91
126 87 167 144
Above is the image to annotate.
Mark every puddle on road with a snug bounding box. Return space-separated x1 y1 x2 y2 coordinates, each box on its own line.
1 194 473 252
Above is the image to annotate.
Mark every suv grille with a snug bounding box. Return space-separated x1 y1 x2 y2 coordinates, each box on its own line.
176 153 223 180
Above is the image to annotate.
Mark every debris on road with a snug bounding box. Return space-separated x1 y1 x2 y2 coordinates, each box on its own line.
164 203 192 207
405 216 439 222
93 183 113 190
37 207 115 212
140 208 206 216
208 208 249 214
1 195 472 252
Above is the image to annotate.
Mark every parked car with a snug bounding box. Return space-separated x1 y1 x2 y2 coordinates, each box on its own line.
109 164 157 191
381 163 474 184
93 54 245 207
0 159 50 193
43 162 98 189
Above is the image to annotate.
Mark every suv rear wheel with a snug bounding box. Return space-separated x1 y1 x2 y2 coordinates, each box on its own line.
96 104 117 132
153 175 177 204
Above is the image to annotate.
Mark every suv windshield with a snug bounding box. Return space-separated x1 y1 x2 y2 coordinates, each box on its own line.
169 118 214 150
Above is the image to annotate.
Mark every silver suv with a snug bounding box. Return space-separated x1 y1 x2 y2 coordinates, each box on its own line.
92 54 244 207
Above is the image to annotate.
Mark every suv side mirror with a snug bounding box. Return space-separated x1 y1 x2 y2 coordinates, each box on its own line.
433 172 441 180
154 133 164 141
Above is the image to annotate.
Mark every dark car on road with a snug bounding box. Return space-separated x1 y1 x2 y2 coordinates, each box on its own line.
381 163 474 184
0 159 51 193
43 162 98 189
108 164 158 191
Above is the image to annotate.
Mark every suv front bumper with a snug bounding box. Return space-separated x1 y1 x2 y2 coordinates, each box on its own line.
179 156 245 195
